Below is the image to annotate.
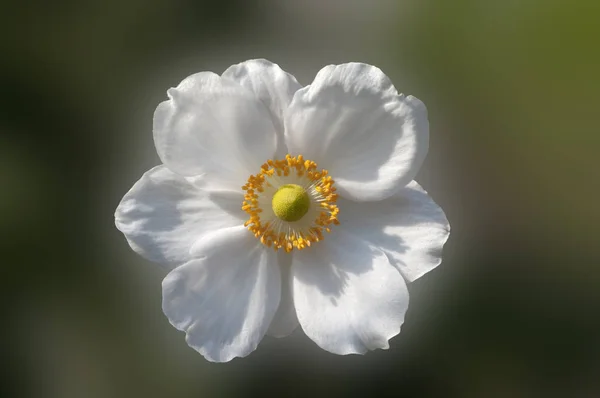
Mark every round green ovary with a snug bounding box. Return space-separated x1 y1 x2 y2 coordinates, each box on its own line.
271 184 310 222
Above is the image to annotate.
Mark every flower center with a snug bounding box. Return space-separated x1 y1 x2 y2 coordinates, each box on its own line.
271 184 310 222
242 154 339 252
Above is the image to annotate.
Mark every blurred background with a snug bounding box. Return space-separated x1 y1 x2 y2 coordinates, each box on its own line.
1 0 599 397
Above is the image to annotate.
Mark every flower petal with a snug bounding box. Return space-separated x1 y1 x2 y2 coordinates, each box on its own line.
114 165 244 268
267 252 299 338
337 181 450 282
162 226 281 362
292 229 409 355
222 59 302 159
153 72 277 188
285 63 429 201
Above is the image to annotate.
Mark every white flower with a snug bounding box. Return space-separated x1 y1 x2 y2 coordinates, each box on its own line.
115 59 450 362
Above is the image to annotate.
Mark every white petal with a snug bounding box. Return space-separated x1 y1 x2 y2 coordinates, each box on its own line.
267 252 299 338
153 72 277 188
338 181 450 282
222 59 302 159
285 63 429 201
162 226 281 362
292 229 409 355
114 165 244 268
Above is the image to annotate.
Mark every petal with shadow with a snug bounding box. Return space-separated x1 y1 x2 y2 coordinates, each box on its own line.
222 59 301 159
115 165 244 269
267 252 299 338
162 226 281 362
292 229 409 355
337 181 450 282
153 72 277 189
285 63 428 201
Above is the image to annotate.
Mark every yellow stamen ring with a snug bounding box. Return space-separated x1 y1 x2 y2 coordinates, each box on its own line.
241 154 340 252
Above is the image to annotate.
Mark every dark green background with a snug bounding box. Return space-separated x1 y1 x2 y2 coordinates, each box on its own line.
2 0 599 397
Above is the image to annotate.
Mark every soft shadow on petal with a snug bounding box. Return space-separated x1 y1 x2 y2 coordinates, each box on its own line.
222 59 302 159
267 251 299 338
162 226 281 362
285 63 429 201
292 229 409 355
337 180 450 282
153 72 277 188
115 165 244 269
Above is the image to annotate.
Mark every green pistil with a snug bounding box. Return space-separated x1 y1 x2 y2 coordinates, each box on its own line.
271 184 310 222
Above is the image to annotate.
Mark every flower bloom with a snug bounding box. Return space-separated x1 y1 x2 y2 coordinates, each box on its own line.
115 59 450 362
